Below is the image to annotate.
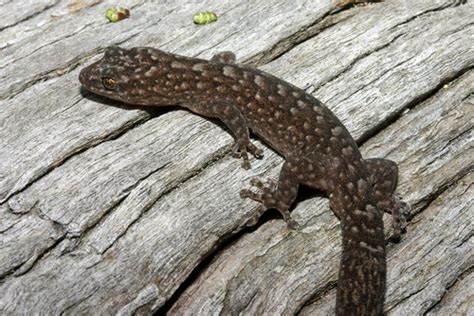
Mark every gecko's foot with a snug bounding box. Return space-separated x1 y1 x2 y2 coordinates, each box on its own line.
387 195 410 242
232 142 264 170
240 177 298 229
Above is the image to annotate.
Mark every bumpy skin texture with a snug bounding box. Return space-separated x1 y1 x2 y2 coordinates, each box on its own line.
79 46 408 315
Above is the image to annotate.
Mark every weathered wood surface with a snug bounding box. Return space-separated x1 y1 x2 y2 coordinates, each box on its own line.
0 0 472 315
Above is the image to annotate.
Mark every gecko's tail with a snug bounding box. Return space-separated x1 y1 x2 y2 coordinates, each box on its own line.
335 216 386 315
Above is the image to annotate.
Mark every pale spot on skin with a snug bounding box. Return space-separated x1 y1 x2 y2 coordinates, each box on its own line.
223 66 237 78
232 85 241 91
290 107 298 115
360 241 383 253
197 82 206 89
366 204 376 213
342 146 354 157
254 75 265 88
192 63 206 72
145 66 157 77
171 61 187 69
180 82 189 89
297 100 307 108
348 163 356 174
303 121 311 130
351 226 359 234
358 179 368 195
247 102 257 110
120 75 129 83
313 106 325 116
277 84 287 96
238 79 248 86
268 95 278 103
292 91 300 98
332 126 344 136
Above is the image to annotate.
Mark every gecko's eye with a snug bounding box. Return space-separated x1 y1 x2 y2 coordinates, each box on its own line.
102 77 117 90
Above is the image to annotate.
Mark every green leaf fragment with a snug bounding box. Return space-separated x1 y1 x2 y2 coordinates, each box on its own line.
193 11 217 25
106 7 130 23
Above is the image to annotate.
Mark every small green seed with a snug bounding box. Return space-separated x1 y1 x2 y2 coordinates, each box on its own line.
106 7 130 23
193 11 217 25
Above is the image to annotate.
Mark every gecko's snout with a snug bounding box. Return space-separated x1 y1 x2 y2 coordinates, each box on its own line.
78 68 87 86
78 61 103 92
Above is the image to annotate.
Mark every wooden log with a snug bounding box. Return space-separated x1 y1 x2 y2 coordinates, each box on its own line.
0 0 472 314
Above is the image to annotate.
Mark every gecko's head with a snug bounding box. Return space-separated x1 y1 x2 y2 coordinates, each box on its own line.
79 46 177 105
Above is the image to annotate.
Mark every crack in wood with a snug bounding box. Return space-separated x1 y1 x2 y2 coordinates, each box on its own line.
3 21 95 71
297 280 339 313
59 285 99 315
82 162 172 256
245 5 358 68
0 32 141 101
1 113 150 205
388 0 466 32
0 1 59 33
0 235 66 281
423 264 473 314
323 33 408 103
154 221 262 314
409 164 473 222
358 66 474 147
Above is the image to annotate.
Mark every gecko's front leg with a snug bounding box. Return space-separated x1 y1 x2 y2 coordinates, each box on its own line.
183 100 263 169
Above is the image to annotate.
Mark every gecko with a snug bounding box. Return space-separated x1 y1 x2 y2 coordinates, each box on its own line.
79 46 408 315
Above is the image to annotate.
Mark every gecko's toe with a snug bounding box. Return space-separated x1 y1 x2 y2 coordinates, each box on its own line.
248 142 264 159
239 189 263 202
286 218 299 230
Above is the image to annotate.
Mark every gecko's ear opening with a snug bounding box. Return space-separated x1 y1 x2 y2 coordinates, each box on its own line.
104 45 123 60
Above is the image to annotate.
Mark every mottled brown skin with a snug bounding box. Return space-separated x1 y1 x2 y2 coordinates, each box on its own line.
79 46 408 315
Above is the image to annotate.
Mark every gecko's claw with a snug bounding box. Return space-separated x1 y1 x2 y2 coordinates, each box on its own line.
247 143 264 159
232 142 264 170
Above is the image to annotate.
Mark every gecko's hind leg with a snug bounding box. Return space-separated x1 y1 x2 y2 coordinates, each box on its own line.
240 156 326 229
366 158 409 241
